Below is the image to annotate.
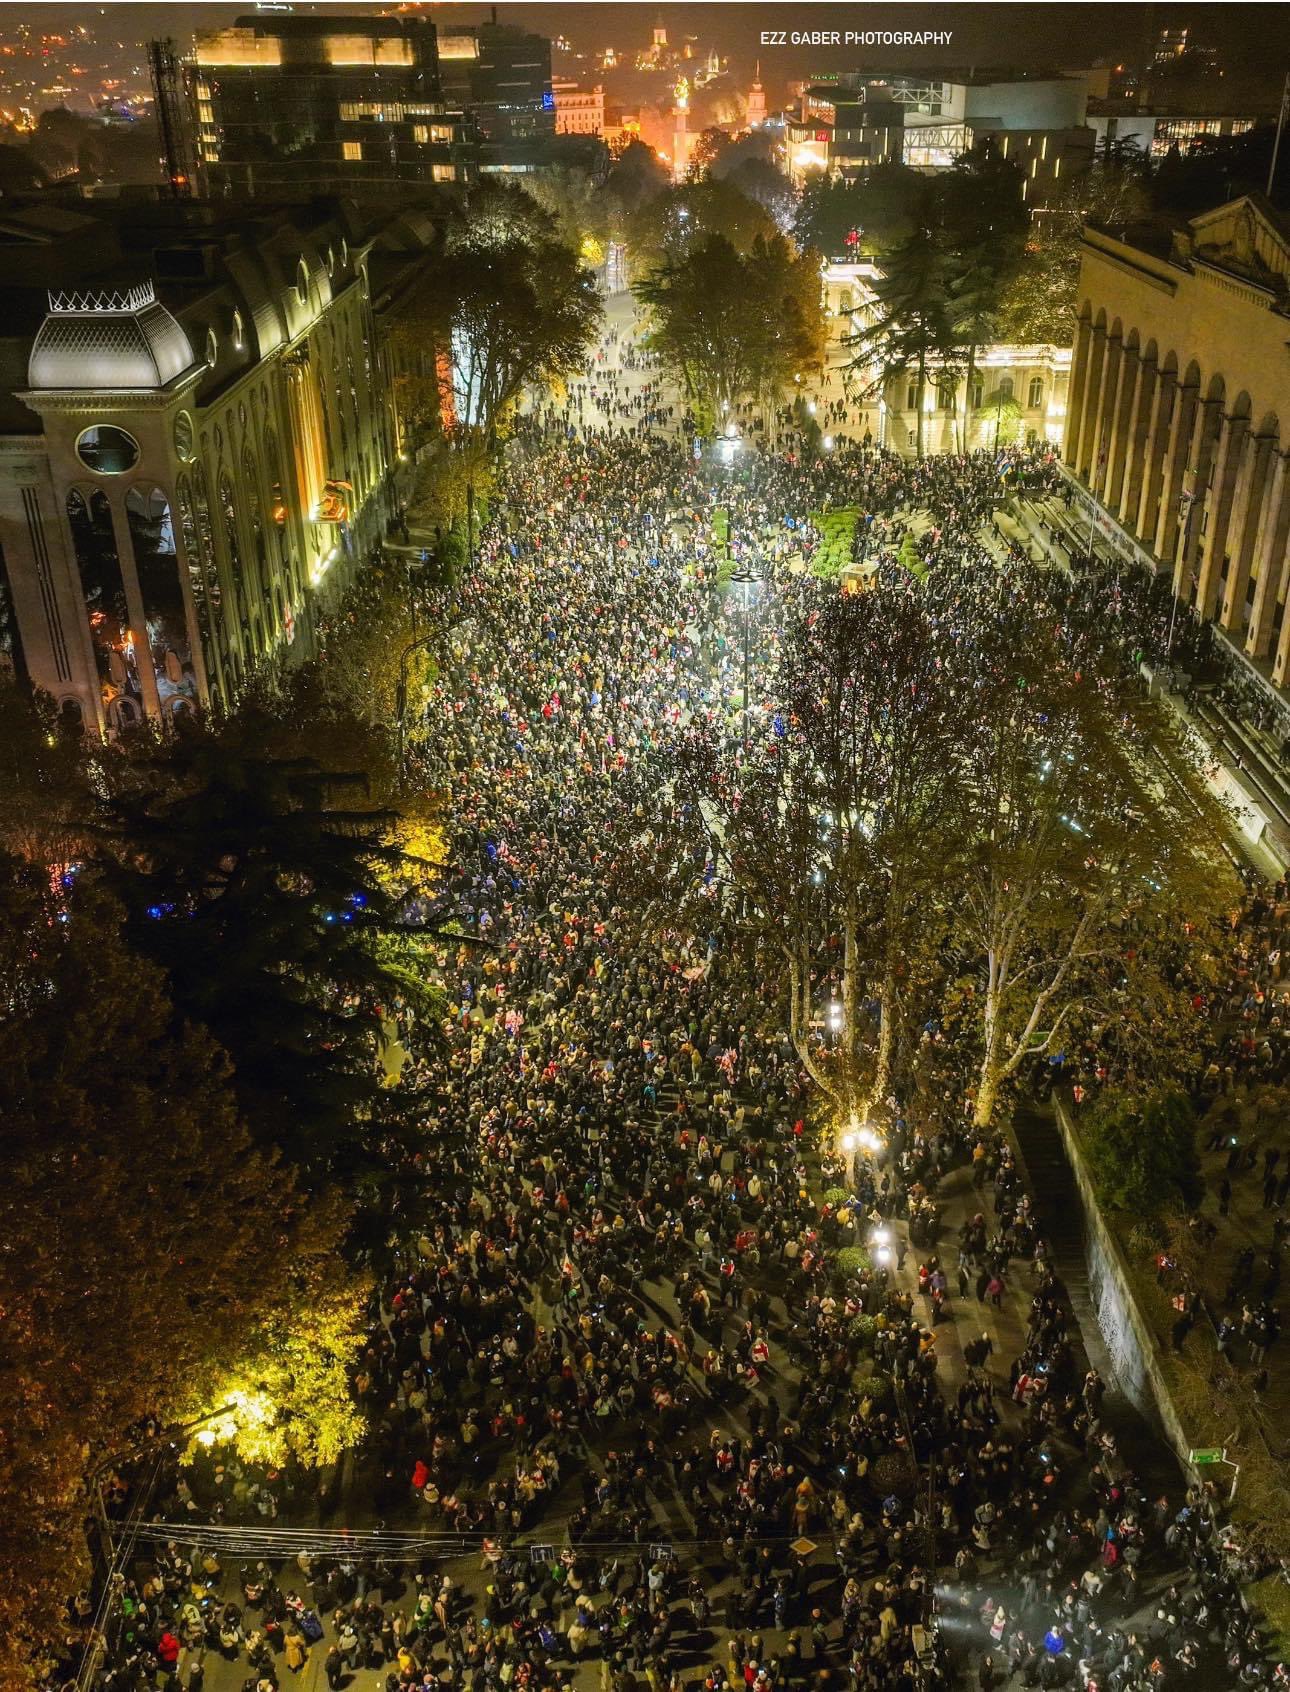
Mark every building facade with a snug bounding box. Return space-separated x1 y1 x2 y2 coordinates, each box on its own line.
189 15 474 198
551 79 604 137
822 259 1071 455
0 197 425 736
1063 197 1290 684
1085 106 1259 162
444 22 554 147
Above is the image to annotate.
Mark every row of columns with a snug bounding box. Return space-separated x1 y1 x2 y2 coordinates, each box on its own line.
1065 314 1290 682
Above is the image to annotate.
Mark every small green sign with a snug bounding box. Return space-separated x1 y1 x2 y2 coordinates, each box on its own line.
1189 1447 1224 1465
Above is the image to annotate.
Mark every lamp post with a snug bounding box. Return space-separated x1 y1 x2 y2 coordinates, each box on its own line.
730 562 762 754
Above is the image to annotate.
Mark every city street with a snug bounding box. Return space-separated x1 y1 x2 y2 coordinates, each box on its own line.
144 350 1233 1692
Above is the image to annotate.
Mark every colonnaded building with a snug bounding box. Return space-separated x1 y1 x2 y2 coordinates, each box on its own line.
0 195 436 735
1063 194 1290 687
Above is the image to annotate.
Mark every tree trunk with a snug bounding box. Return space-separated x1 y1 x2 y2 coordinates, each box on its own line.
973 1060 1002 1129
963 344 976 456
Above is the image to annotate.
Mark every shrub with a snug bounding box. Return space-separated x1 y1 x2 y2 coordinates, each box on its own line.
848 1314 877 1353
851 1370 892 1410
870 1450 917 1500
822 1186 850 1210
1084 1089 1202 1215
834 1245 870 1283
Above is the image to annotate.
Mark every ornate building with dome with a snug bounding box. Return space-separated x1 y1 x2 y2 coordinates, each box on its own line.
0 195 434 735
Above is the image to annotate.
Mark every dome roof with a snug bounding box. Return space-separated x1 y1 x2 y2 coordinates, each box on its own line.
28 283 199 392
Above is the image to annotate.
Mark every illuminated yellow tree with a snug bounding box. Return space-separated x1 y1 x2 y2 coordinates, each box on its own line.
183 1269 371 1468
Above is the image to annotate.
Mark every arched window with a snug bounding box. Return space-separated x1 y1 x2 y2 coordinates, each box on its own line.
218 470 250 652
296 259 310 306
1028 376 1044 410
232 309 244 350
905 379 919 412
242 446 274 619
205 326 218 368
66 488 144 724
998 374 1014 400
126 485 197 713
971 376 984 410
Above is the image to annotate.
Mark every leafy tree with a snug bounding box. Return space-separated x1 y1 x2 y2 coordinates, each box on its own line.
1084 1089 1203 1214
92 731 439 1182
603 139 670 227
394 183 601 446
625 175 777 274
635 579 962 1125
0 864 358 1682
636 232 824 435
949 573 1235 1126
997 142 1151 345
720 156 796 230
428 238 601 441
688 125 731 177
794 175 869 257
845 221 957 454
938 151 1028 447
796 163 931 259
0 677 94 865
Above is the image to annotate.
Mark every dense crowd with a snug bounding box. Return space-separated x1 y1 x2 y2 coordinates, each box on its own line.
68 329 1288 1692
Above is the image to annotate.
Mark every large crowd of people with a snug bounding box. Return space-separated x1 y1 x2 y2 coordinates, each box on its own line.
67 321 1290 1692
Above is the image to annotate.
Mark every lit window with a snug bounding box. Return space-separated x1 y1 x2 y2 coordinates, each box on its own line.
296 261 309 306
433 163 456 182
413 124 428 143
205 326 218 366
1054 156 1061 179
1028 377 1043 409
232 308 244 349
342 141 362 161
1040 135 1048 160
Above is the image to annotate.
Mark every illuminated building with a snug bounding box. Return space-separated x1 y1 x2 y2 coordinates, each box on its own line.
187 15 473 197
746 63 767 130
552 79 604 137
1064 196 1290 686
0 198 429 734
1085 107 1259 161
822 259 1071 456
435 21 555 150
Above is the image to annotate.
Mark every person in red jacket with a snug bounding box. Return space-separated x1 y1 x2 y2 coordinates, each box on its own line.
157 1631 181 1669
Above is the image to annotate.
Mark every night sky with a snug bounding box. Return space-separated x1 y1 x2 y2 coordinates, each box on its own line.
54 2 1290 106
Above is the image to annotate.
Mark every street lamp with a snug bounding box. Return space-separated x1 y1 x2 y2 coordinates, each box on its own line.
730 562 762 754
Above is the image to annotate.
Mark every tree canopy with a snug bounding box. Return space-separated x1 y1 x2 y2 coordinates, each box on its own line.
635 231 824 434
